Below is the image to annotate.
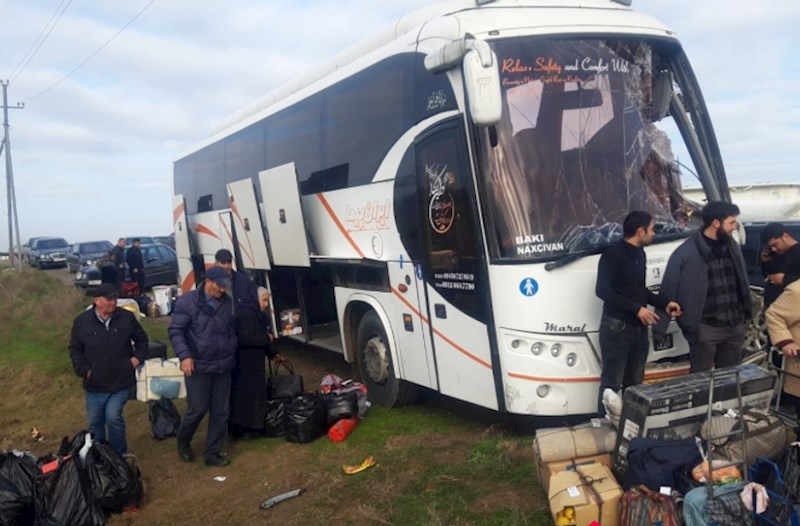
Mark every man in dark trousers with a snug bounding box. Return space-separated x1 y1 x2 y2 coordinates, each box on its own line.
656 201 752 373
760 223 800 310
169 266 238 466
68 283 149 454
126 238 145 295
214 248 259 311
110 238 127 292
595 210 682 416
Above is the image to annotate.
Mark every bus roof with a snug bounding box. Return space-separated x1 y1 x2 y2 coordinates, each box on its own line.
177 0 673 161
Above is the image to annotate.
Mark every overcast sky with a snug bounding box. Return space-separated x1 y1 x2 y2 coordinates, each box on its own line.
1 0 798 250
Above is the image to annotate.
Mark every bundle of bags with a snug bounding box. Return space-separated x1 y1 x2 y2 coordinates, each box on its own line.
263 364 368 444
0 430 143 525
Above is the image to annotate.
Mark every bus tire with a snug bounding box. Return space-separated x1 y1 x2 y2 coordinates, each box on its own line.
356 310 418 407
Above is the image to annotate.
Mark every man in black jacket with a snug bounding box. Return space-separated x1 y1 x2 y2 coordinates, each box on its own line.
110 238 127 293
68 283 149 454
126 238 145 295
595 211 682 416
760 223 800 309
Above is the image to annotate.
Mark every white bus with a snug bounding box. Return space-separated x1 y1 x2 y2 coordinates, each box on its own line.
172 0 731 416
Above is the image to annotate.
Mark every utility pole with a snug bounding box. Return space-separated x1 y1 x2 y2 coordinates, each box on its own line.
2 80 24 270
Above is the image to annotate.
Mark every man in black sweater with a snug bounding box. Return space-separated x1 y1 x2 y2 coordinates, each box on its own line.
760 223 800 309
68 283 149 454
595 211 682 416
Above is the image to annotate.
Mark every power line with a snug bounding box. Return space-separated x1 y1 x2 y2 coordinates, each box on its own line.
24 0 158 103
8 0 74 83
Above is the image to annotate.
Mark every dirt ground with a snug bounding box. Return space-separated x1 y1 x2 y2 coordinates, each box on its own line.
1 267 550 525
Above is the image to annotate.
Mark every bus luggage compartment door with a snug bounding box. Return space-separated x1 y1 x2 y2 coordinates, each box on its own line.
259 163 311 268
226 178 272 270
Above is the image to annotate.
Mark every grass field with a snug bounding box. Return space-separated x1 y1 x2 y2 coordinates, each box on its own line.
0 266 552 525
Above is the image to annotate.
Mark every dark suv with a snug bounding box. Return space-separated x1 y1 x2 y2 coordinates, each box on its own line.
27 237 70 269
74 243 179 292
66 240 113 273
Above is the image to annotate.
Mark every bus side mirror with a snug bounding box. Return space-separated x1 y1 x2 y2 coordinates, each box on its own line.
463 41 502 126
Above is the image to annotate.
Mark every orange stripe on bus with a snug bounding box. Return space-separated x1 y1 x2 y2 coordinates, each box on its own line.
195 224 220 239
172 202 185 225
316 193 365 258
507 372 601 383
391 287 491 370
180 270 195 293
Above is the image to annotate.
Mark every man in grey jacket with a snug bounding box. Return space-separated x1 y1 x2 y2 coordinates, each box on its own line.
655 201 752 372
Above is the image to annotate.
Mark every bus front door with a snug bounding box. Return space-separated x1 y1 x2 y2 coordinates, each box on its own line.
415 120 499 410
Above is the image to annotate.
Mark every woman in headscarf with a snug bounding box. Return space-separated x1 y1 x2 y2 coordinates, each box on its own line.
229 287 282 438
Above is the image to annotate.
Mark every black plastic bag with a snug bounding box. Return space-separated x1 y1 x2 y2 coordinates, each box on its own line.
0 473 24 526
264 399 288 438
267 361 304 400
85 441 143 514
0 450 39 523
285 394 326 444
323 391 359 425
782 444 800 501
35 454 106 526
148 398 181 440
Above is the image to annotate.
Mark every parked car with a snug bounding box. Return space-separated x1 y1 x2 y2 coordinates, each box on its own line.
153 235 175 249
27 237 70 269
66 240 113 273
74 243 179 292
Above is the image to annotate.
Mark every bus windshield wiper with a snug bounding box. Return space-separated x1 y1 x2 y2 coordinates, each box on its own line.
544 246 607 271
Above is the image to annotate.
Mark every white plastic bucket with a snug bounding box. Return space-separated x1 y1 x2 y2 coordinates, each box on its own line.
153 286 172 316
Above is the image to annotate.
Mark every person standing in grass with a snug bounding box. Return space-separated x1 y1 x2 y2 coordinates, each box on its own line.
169 266 238 467
68 283 149 455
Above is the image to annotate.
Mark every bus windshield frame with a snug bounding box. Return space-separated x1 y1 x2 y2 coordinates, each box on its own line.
475 35 717 264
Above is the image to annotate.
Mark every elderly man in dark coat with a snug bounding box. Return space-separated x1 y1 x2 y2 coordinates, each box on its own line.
169 266 238 466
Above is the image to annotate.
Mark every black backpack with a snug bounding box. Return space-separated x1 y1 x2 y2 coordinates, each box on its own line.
148 398 181 440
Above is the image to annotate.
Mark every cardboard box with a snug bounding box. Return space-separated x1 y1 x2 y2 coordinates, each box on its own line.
548 463 621 526
533 440 611 494
612 364 776 481
280 308 303 336
136 358 187 401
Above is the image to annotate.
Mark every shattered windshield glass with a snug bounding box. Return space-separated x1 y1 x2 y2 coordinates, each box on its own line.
480 38 699 261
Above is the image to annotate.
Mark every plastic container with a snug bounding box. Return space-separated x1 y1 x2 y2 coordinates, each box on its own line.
153 286 172 315
328 417 358 442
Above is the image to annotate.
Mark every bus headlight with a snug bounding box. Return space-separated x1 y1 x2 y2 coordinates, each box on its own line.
511 339 522 349
550 343 563 357
565 353 577 367
536 385 550 398
531 342 546 356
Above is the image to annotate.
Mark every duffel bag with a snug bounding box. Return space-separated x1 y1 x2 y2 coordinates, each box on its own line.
623 436 704 491
620 484 684 526
701 408 787 466
683 483 753 526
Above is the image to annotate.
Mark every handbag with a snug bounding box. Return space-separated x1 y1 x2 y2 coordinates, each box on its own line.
267 360 303 400
620 485 684 526
701 408 787 465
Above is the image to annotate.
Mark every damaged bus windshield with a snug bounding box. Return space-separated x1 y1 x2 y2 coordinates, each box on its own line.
480 37 702 261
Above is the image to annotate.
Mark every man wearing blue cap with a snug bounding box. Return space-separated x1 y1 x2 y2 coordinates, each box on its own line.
169 266 238 466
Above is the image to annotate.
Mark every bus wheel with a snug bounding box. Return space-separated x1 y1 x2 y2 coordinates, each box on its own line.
356 310 417 407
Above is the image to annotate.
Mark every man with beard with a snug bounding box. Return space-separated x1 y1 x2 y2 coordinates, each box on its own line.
595 211 682 416
656 201 752 372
